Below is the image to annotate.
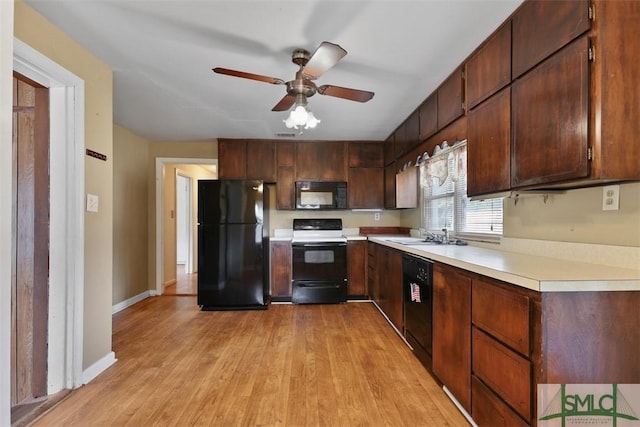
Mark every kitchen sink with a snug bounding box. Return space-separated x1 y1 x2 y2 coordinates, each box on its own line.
387 237 467 246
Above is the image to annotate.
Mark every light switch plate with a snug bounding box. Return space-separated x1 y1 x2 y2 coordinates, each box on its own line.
86 193 99 213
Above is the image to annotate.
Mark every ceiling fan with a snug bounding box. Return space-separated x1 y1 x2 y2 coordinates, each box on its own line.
213 41 374 129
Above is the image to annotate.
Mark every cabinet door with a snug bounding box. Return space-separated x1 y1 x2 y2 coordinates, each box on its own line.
367 243 379 302
246 140 276 181
419 94 438 141
472 377 529 427
348 141 383 168
348 168 383 209
512 37 590 188
384 162 397 209
218 139 246 179
379 246 403 330
347 240 366 297
512 0 591 78
393 122 407 159
467 22 511 109
395 167 418 209
467 87 511 196
405 110 420 152
437 66 465 130
384 135 395 166
276 166 295 210
270 242 291 300
433 264 472 412
296 141 347 181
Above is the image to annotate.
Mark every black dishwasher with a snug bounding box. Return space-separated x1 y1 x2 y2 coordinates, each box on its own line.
403 254 433 371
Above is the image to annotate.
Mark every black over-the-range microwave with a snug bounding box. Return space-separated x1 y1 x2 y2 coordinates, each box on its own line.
295 181 347 210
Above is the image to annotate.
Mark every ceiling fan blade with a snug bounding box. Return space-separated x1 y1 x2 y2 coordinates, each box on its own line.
213 67 285 85
317 85 375 103
272 94 296 111
302 41 347 79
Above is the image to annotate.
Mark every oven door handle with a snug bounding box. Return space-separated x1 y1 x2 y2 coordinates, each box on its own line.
292 242 347 248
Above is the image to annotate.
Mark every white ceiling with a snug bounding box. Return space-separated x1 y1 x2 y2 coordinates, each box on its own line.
25 0 524 142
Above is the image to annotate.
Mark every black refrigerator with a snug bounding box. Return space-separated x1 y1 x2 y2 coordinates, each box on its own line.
197 180 269 310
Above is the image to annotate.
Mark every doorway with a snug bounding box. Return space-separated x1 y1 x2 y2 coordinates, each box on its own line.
155 158 217 296
176 172 192 274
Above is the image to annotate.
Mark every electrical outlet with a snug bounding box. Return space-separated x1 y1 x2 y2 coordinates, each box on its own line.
374 212 381 221
602 185 620 211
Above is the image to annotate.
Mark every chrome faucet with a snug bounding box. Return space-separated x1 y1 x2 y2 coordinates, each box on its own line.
441 228 449 244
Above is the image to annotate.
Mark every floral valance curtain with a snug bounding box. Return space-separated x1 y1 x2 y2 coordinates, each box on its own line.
420 140 467 187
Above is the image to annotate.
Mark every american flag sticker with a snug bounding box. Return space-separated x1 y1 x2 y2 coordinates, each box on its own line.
411 283 421 303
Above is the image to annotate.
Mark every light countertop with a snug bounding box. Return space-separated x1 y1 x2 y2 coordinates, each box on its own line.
369 236 640 293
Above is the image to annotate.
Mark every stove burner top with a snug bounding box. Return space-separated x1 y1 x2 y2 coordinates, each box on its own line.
291 218 346 243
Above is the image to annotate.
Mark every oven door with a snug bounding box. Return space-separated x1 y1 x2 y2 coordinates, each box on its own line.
291 242 347 281
291 242 347 304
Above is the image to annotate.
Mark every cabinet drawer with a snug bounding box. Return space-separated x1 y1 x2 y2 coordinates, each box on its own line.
472 278 530 356
472 327 531 420
472 376 528 427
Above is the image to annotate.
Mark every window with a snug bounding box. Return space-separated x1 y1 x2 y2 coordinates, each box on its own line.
421 140 503 240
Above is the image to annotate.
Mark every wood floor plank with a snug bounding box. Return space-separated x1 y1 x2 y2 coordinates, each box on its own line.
31 297 468 426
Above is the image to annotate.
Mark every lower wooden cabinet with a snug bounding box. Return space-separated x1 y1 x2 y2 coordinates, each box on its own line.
368 242 403 330
347 240 367 297
471 377 528 427
270 241 291 301
432 263 472 412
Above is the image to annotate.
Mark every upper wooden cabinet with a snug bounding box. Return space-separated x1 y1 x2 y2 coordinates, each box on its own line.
512 0 591 79
467 87 511 196
395 167 418 209
384 134 395 166
295 141 347 182
437 66 465 130
348 168 384 209
348 142 383 168
276 141 296 210
348 142 384 209
466 22 511 110
218 139 246 179
218 139 276 181
405 110 420 153
418 94 438 141
384 162 397 209
512 37 590 188
393 122 407 160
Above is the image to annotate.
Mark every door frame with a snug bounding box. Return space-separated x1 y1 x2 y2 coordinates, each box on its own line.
13 38 86 393
175 171 193 274
154 157 217 296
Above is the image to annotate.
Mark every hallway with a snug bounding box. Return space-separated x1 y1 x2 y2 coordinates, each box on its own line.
163 264 197 296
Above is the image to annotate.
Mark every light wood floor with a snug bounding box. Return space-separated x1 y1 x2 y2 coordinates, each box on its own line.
31 297 468 426
163 265 197 295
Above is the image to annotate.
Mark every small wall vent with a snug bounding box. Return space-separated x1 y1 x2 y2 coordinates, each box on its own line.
275 132 297 138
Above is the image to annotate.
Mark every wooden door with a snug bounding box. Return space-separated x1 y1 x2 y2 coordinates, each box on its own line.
246 140 276 181
347 241 366 297
418 94 438 141
11 74 50 406
437 66 465 130
295 141 346 181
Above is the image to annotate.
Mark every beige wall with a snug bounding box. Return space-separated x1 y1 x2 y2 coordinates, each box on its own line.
400 181 640 248
503 183 640 247
113 125 149 303
148 140 217 291
14 0 114 369
162 163 216 286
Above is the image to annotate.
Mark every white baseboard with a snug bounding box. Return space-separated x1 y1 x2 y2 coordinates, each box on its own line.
82 351 117 385
112 290 151 314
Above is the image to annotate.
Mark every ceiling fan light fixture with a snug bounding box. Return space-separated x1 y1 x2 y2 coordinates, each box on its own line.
283 104 320 130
